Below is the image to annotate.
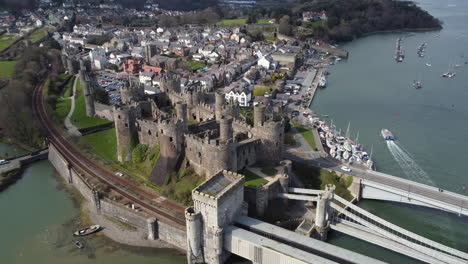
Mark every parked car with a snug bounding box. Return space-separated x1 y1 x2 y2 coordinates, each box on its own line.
115 172 124 177
341 166 352 172
0 159 10 165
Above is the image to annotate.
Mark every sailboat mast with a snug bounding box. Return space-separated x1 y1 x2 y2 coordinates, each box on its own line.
345 122 351 138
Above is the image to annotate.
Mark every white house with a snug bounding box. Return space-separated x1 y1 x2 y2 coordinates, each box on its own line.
258 55 277 70
139 71 154 85
93 55 107 70
224 81 252 107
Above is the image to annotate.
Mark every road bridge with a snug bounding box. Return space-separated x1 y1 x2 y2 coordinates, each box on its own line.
285 152 468 217
280 187 468 264
0 148 49 174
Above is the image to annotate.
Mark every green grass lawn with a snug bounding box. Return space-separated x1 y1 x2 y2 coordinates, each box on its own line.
71 80 111 129
0 61 16 78
0 34 18 51
256 19 270 25
292 161 354 201
63 76 75 97
54 98 71 123
261 167 278 176
27 28 47 42
80 128 117 161
184 60 205 71
264 35 278 42
218 19 247 26
253 85 271 96
294 122 317 150
240 169 268 187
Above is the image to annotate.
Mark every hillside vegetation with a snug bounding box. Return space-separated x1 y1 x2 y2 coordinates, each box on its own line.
296 0 441 41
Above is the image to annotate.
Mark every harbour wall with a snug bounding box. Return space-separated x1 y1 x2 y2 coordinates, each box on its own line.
48 143 187 251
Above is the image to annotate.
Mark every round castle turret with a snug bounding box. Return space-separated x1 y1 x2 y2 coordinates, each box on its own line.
215 92 226 120
121 79 145 105
219 118 233 143
254 104 266 127
176 102 188 123
252 104 284 164
185 207 203 264
160 72 181 93
114 106 137 162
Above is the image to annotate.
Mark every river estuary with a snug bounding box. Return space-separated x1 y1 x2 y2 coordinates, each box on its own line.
313 0 468 262
0 143 185 264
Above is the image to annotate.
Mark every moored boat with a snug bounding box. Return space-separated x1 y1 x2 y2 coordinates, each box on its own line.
74 225 101 236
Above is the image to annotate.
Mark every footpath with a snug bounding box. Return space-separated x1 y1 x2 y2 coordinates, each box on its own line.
64 75 82 137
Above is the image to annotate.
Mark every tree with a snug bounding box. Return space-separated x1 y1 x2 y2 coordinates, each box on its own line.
93 89 110 104
279 15 293 36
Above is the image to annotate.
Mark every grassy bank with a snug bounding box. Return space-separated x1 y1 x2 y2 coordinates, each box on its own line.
0 34 18 51
218 19 247 26
79 128 117 161
0 168 23 191
292 161 353 201
0 60 16 78
54 98 71 123
71 79 111 129
239 169 268 187
27 27 48 42
293 122 317 150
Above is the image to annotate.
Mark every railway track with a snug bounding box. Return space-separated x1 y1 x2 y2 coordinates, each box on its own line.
32 79 186 228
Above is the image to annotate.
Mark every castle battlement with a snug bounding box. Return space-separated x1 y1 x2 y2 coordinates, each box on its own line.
232 118 253 130
192 170 244 202
185 133 233 148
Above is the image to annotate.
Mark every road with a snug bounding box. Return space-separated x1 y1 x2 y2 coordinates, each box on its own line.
0 149 49 174
285 150 468 213
32 78 187 228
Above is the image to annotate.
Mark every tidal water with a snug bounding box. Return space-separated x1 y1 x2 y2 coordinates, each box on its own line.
312 0 468 262
0 143 185 264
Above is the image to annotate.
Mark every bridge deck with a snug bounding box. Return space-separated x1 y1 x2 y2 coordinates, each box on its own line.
234 216 386 264
224 226 338 264
0 149 49 174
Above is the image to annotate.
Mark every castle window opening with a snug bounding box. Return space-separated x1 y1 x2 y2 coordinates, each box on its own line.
169 137 173 142
118 115 121 119
125 123 128 128
148 130 152 135
160 129 163 134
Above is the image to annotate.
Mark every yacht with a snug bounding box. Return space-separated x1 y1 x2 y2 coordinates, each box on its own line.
442 72 456 78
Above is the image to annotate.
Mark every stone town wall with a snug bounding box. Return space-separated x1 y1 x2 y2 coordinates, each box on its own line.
95 102 114 121
48 144 187 251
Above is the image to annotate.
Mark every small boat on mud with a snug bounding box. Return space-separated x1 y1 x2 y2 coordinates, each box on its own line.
74 225 101 236
75 241 85 249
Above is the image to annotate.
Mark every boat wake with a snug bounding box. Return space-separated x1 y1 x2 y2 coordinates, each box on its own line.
386 141 434 185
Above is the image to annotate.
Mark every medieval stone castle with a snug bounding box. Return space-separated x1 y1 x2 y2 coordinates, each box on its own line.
75 59 285 185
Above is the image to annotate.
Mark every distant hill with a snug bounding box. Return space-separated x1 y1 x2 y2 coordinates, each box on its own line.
0 0 219 11
295 0 442 41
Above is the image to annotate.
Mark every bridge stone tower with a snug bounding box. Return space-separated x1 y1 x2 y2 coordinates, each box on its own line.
314 184 335 241
185 170 245 264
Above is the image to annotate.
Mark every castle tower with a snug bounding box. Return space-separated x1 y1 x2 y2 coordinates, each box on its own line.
185 207 204 264
215 92 226 120
121 79 145 105
219 118 233 143
160 72 181 93
114 106 137 162
253 104 266 127
175 102 188 123
186 171 245 264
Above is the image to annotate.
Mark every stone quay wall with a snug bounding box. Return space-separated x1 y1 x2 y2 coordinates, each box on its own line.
48 143 187 251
